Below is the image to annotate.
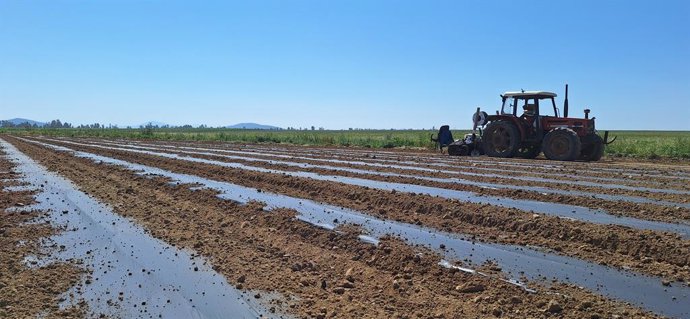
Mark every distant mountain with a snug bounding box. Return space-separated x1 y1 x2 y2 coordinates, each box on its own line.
226 122 282 130
0 118 46 127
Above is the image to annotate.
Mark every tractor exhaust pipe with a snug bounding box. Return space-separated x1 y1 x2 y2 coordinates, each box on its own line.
563 84 569 118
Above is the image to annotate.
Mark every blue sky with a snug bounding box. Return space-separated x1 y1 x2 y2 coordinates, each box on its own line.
1 0 688 130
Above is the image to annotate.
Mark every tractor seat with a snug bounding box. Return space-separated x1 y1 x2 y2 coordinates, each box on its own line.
437 125 454 147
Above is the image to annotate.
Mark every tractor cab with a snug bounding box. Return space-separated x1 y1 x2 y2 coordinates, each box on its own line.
500 91 562 141
501 91 559 119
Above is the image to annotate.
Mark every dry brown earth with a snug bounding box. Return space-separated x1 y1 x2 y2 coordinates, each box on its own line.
0 150 85 318
22 136 690 283
49 137 690 223
2 135 663 318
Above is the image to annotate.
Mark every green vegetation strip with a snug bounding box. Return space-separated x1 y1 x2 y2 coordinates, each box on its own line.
1 128 688 159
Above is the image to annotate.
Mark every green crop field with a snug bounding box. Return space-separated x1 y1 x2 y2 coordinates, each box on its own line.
602 131 690 159
1 127 688 160
1 127 442 149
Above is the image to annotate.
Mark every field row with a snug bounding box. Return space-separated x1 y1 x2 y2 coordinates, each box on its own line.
2 135 689 318
21 137 690 280
43 137 690 223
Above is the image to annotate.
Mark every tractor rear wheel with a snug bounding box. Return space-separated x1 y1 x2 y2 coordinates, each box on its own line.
482 121 520 158
579 134 604 161
517 144 541 159
543 128 581 161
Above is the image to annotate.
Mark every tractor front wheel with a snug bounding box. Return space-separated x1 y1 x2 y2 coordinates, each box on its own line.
543 128 581 161
482 121 520 158
579 134 604 161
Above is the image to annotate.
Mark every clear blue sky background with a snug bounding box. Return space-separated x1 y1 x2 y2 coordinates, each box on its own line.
1 0 688 130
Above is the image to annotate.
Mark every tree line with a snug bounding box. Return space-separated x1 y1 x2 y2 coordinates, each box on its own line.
0 119 74 128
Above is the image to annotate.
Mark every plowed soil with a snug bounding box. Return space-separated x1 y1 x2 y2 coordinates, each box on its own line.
5 135 690 318
0 150 85 318
44 137 690 224
26 136 690 282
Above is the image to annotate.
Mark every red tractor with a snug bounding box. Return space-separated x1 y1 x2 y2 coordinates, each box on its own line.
474 85 613 161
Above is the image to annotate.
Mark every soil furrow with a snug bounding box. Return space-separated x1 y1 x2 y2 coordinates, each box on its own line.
57 137 690 224
157 140 690 179
53 137 690 204
0 148 85 318
76 138 690 191
4 137 666 318
72 137 690 190
13 136 690 285
208 142 690 188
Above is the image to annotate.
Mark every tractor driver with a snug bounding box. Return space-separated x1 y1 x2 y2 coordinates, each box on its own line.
521 102 541 134
522 103 536 117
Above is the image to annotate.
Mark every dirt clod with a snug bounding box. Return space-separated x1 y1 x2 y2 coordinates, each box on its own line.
546 300 563 313
456 282 485 293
